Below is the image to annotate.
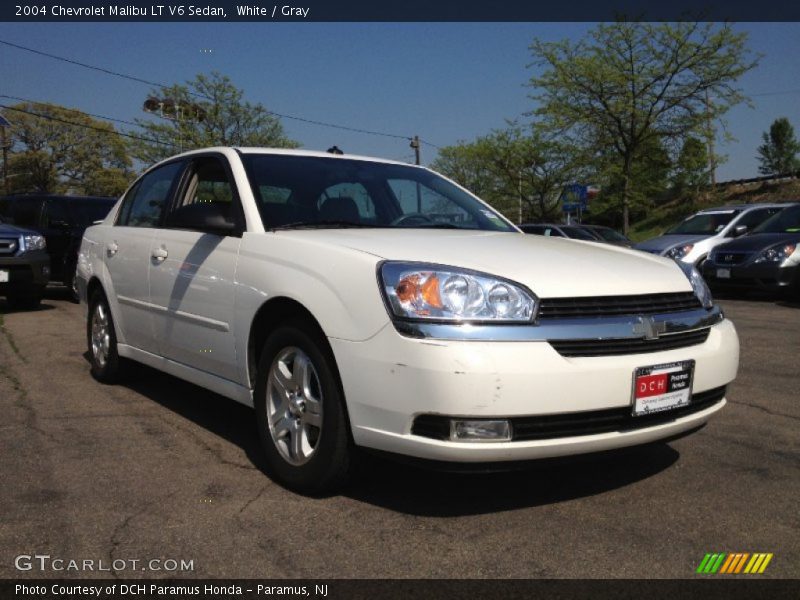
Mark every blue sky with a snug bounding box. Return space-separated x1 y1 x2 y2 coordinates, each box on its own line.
2 22 800 180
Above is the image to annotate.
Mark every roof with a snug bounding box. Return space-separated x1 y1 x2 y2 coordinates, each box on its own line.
167 146 417 168
699 202 798 212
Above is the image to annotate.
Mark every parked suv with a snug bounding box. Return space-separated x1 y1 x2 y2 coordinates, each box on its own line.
0 194 116 297
77 148 739 493
634 203 790 266
0 218 49 308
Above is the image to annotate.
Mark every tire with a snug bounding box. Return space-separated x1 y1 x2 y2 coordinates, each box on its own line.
87 290 123 383
65 266 80 303
6 294 42 310
254 320 353 495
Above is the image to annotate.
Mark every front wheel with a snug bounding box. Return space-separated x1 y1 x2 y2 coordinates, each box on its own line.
254 321 353 495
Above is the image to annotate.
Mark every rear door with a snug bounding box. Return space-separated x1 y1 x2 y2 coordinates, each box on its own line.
148 154 243 382
105 161 186 353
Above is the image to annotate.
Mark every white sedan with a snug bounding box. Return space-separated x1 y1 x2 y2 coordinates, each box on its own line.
77 148 739 493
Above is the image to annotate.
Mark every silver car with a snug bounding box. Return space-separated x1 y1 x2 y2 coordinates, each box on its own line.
635 203 792 267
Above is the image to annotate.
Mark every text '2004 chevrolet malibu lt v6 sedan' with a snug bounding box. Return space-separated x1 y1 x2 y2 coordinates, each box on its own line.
76 148 739 493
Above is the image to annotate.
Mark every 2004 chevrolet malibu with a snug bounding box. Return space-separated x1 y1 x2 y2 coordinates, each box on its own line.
76 148 739 493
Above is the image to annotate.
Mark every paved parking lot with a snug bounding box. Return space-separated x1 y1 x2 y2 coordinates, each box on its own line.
1 291 797 579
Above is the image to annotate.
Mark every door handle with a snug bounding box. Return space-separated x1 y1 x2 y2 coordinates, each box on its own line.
107 242 119 257
151 247 169 262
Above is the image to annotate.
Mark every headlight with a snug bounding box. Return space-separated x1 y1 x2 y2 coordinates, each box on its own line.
753 243 796 265
676 260 713 309
665 243 694 261
380 262 537 322
22 234 46 252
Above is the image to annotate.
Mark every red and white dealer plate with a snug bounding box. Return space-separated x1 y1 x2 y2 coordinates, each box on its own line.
631 360 695 416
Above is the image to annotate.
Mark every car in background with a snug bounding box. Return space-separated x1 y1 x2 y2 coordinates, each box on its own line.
634 204 790 267
77 147 738 494
578 224 634 247
0 194 116 297
702 203 800 298
519 223 601 241
0 218 49 309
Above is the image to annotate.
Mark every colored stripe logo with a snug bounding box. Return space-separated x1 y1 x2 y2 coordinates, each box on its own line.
696 553 773 574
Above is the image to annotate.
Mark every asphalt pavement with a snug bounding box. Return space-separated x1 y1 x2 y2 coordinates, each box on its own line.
1 289 797 579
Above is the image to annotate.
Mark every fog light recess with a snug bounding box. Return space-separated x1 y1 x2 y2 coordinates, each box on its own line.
450 419 511 442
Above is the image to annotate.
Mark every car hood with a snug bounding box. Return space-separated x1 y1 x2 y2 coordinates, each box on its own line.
712 232 800 252
0 223 36 236
634 234 708 253
274 229 692 298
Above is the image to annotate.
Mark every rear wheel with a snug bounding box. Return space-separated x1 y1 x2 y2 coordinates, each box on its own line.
65 266 80 303
87 290 124 383
254 320 353 495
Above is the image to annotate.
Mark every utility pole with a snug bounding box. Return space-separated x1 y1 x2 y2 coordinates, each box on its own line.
518 170 523 224
410 135 421 211
0 113 12 196
705 89 717 187
410 136 421 165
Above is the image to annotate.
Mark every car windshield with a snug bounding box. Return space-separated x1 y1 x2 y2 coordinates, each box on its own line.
751 205 800 234
666 211 740 235
242 154 514 232
591 227 629 243
561 226 598 241
69 199 116 226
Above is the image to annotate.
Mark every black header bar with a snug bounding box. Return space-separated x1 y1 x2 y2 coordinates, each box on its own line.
3 1 800 22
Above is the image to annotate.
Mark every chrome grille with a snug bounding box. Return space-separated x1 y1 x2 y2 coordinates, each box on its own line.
549 328 711 357
538 292 702 319
711 251 752 265
0 237 19 255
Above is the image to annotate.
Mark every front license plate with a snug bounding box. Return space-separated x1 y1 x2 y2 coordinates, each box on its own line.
0 270 8 283
632 360 694 416
716 268 731 279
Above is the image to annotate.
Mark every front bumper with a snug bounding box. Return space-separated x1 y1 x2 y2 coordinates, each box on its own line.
702 261 800 291
0 251 50 296
330 318 739 462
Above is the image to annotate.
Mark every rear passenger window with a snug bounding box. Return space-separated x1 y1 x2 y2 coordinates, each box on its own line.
120 162 184 227
12 198 44 227
43 200 71 228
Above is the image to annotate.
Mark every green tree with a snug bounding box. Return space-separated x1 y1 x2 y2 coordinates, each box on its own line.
528 21 756 233
431 125 585 222
591 134 672 227
757 117 800 175
673 136 709 193
131 72 299 164
4 102 133 196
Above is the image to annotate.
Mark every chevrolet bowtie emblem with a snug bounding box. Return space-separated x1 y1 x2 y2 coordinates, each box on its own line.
633 316 666 340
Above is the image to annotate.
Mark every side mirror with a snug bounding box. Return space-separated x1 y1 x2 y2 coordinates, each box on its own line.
732 224 748 237
170 203 237 234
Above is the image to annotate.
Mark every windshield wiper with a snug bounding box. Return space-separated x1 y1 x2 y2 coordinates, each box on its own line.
271 220 389 230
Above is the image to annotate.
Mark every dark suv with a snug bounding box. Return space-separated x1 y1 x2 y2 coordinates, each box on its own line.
0 195 116 297
0 219 50 309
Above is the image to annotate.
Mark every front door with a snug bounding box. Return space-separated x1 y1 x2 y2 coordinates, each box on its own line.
148 155 242 382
